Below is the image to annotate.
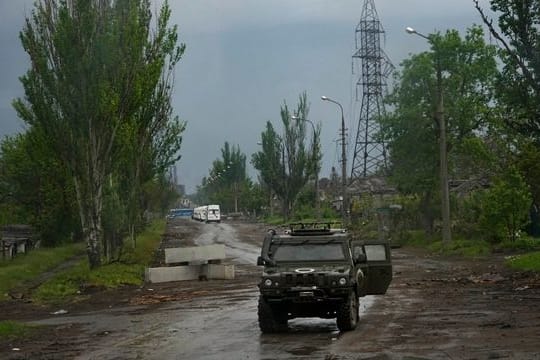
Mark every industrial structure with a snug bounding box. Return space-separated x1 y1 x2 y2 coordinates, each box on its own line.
350 0 393 181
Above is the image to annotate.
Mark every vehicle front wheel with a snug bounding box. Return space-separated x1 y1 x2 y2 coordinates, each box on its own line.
258 296 288 333
336 292 359 331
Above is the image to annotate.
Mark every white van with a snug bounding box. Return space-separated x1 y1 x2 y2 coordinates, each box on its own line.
206 204 221 223
192 206 206 222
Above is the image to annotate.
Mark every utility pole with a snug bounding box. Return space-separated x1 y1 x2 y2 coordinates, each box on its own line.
406 26 451 244
322 96 347 225
436 60 451 244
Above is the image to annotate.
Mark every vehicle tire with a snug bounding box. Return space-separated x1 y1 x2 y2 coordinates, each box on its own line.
258 296 288 333
336 291 359 332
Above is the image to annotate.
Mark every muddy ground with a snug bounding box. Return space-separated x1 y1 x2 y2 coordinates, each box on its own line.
1 218 539 359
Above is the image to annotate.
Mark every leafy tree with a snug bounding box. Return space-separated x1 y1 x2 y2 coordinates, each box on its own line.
477 169 532 242
474 0 540 137
380 26 498 236
244 181 268 218
13 0 185 268
475 0 540 236
252 92 321 220
197 142 270 218
514 140 540 236
203 142 249 213
0 130 79 246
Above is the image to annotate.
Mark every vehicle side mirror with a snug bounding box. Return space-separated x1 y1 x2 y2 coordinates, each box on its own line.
354 253 367 264
257 256 265 266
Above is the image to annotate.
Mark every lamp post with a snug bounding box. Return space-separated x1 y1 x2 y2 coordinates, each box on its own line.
321 96 347 226
405 26 451 244
292 115 320 221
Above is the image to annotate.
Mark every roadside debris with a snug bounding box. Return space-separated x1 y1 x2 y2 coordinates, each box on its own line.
467 273 505 283
129 290 212 305
51 309 68 315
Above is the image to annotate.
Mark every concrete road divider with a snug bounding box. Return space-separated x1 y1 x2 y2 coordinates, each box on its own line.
145 264 235 283
145 265 201 283
146 244 234 283
202 264 235 280
164 244 226 264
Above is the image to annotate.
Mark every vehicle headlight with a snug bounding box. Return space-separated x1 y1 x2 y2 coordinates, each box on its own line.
264 279 273 287
338 277 347 286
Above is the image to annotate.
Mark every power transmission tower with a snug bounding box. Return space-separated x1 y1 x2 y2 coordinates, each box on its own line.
351 0 393 180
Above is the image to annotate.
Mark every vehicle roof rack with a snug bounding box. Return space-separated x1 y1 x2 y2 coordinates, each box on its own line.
287 222 345 236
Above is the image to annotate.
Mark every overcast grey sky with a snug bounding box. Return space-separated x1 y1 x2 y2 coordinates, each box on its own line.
0 0 494 193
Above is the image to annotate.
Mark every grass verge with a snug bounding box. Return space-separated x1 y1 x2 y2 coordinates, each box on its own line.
506 251 540 271
429 238 491 257
33 220 165 304
0 243 85 301
0 320 36 340
400 230 540 272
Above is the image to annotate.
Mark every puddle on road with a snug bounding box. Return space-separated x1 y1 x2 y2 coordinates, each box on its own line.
287 318 339 334
359 295 375 317
287 345 319 356
258 297 377 359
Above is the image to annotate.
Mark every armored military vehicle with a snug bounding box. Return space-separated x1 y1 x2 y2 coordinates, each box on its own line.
256 222 392 333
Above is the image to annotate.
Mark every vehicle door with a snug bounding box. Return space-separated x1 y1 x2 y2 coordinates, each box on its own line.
352 240 392 295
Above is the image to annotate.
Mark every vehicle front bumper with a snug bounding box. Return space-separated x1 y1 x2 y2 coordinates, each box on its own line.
260 286 351 303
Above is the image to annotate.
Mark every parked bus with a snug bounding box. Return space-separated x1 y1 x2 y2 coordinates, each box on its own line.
167 208 194 219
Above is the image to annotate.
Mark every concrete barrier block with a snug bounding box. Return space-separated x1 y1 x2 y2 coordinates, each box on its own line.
145 265 201 283
202 264 235 280
165 244 226 264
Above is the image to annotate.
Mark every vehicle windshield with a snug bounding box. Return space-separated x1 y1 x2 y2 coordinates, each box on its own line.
270 243 346 262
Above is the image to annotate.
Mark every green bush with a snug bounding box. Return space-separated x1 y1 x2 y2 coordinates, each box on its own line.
506 251 540 271
477 169 532 243
429 238 491 257
496 235 540 252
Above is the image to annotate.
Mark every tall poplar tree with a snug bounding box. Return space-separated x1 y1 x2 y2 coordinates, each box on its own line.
13 0 185 268
252 92 321 220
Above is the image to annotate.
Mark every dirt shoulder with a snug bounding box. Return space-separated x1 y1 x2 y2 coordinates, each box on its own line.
334 247 540 358
0 219 266 320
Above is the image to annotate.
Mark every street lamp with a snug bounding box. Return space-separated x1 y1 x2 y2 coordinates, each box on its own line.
292 115 321 221
405 26 451 244
321 95 347 225
405 26 429 40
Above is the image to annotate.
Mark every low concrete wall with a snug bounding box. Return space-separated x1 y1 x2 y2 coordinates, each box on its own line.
147 244 235 283
164 244 226 264
145 265 201 283
202 264 235 280
145 264 235 283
